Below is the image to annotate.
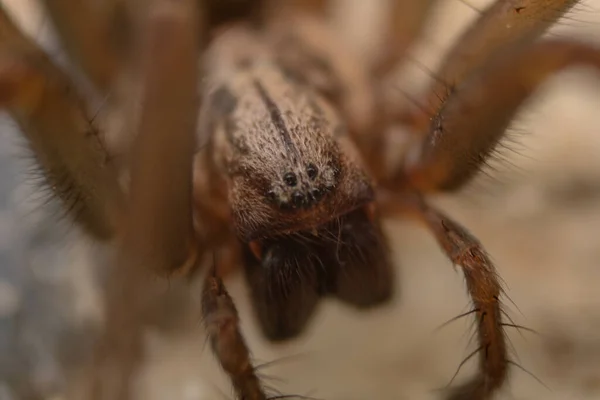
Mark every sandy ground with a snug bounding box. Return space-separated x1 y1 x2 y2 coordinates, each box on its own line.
3 1 600 399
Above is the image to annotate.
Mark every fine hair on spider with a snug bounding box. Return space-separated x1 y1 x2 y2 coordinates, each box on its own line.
2 0 600 399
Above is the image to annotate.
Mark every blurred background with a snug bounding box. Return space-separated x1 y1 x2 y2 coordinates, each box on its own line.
2 0 600 399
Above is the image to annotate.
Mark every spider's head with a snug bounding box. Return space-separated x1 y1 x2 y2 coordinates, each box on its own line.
229 131 375 242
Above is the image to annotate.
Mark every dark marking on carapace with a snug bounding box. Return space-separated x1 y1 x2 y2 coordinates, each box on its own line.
211 85 249 154
252 80 300 161
211 85 238 114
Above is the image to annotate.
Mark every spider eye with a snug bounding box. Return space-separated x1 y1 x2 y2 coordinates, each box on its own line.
292 191 305 208
306 163 318 180
310 188 323 202
283 172 297 187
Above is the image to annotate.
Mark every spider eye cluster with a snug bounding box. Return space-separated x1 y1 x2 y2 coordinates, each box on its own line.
268 162 334 210
283 163 319 187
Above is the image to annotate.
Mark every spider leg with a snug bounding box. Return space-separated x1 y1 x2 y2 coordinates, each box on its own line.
291 0 328 13
410 0 578 129
0 4 125 239
119 0 200 278
372 0 439 76
202 269 269 400
434 0 577 93
380 193 507 400
87 1 203 399
0 5 149 399
393 39 600 192
39 0 129 93
265 0 328 16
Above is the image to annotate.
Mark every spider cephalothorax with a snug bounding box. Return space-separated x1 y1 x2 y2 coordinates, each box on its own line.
201 25 375 241
1 0 598 399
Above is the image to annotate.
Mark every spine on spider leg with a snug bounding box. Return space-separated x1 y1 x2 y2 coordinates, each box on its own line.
403 39 600 192
202 274 268 400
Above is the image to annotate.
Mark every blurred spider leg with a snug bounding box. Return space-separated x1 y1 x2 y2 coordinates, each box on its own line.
293 0 329 13
382 193 507 400
372 0 438 76
265 0 329 16
0 5 124 238
435 0 578 88
203 271 268 400
406 0 579 129
0 5 39 50
39 0 129 93
393 39 600 192
89 1 202 399
121 0 201 278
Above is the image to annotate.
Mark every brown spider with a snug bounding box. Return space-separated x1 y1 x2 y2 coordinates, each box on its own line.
1 0 598 399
